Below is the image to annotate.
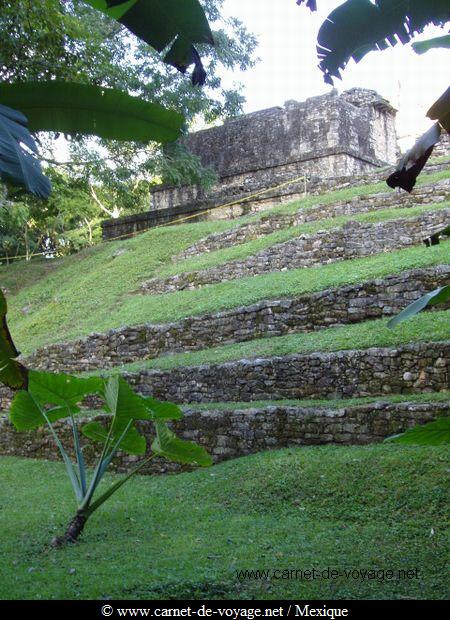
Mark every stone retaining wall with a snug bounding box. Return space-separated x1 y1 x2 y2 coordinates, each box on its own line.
0 400 447 474
117 341 450 404
141 208 450 295
21 266 450 373
176 178 450 261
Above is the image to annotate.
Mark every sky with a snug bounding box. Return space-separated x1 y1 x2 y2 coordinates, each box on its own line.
220 0 449 150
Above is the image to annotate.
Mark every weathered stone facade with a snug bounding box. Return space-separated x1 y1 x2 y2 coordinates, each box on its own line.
152 89 397 210
119 342 449 404
100 159 450 241
19 265 450 373
102 88 400 240
1 342 447 413
140 208 450 295
1 400 447 474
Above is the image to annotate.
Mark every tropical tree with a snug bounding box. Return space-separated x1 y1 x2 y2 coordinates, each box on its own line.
296 0 450 191
0 0 257 207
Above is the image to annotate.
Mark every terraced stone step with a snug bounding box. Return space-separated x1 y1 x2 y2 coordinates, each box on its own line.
176 178 450 261
1 399 447 474
23 265 450 373
141 208 450 295
117 341 449 405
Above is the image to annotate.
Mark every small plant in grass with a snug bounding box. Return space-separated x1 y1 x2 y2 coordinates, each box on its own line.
0 290 212 546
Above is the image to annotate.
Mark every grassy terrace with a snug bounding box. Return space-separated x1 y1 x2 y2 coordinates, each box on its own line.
1 447 448 599
104 310 450 373
6 240 450 355
188 391 450 411
156 200 450 279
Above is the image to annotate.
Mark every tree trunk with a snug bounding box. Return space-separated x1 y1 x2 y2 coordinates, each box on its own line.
52 510 89 547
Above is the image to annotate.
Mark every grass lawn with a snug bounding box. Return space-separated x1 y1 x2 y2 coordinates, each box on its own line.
109 310 450 372
5 239 450 355
188 391 450 411
0 447 448 600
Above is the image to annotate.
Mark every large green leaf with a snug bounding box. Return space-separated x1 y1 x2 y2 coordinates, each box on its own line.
80 376 153 456
104 375 153 420
28 370 104 408
82 419 146 455
0 82 184 143
427 86 450 133
0 103 51 199
0 290 28 390
386 417 450 445
387 286 450 329
9 391 72 431
142 396 183 420
152 420 212 466
412 34 450 55
302 0 450 84
84 0 214 82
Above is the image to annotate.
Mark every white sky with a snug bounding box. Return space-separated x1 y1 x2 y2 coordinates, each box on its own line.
220 0 449 149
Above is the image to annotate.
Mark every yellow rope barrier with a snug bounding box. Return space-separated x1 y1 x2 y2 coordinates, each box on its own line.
106 173 308 241
0 173 308 262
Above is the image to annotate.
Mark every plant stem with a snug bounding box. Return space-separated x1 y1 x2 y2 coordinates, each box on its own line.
51 510 88 548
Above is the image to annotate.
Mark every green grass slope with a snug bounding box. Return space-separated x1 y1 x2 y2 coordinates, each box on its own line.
4 238 450 355
1 168 448 355
103 310 450 373
0 447 448 600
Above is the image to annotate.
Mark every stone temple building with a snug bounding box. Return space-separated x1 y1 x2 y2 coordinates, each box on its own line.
102 88 398 240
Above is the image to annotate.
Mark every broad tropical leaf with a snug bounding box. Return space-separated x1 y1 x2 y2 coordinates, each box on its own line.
412 34 450 55
28 370 104 408
142 396 183 420
104 375 152 420
84 0 214 84
82 419 146 455
0 103 51 198
385 417 450 445
0 290 28 389
152 420 212 466
0 82 184 143
387 286 450 328
9 390 69 431
386 123 442 192
427 86 450 132
81 376 153 455
296 0 450 84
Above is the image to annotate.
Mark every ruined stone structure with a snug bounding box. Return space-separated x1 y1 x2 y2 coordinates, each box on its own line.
1 400 448 474
102 88 398 239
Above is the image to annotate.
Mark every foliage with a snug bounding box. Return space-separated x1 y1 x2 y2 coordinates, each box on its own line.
0 291 28 389
0 104 51 198
386 417 450 446
0 0 257 203
296 0 449 83
387 285 450 328
0 167 106 259
83 0 214 85
412 33 450 54
1 288 211 545
296 0 450 191
0 81 184 142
